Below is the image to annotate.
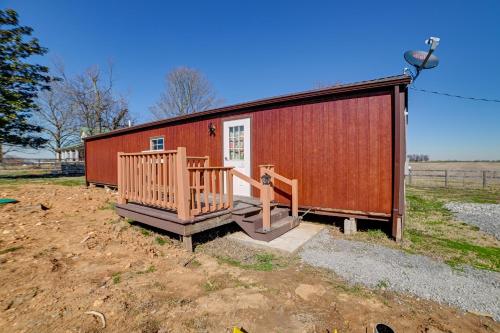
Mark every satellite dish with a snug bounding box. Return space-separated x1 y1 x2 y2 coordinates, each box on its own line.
404 50 439 69
403 36 440 81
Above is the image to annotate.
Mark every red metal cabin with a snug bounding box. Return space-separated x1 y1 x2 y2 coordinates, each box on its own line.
84 75 410 240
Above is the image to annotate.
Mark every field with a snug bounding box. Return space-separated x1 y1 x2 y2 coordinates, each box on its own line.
0 176 499 332
409 162 500 189
410 161 500 171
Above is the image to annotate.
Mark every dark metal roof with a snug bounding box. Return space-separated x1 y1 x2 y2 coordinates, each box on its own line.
85 74 411 141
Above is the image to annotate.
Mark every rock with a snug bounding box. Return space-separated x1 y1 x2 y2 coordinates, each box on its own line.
294 284 326 301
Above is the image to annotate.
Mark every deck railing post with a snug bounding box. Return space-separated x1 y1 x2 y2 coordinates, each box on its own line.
262 183 271 232
226 170 233 209
291 179 298 218
117 152 127 204
259 165 275 201
175 147 190 220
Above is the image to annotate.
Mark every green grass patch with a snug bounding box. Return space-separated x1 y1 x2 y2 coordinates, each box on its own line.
365 229 390 240
405 228 500 271
0 176 85 187
112 272 121 284
406 193 451 216
99 201 116 210
0 246 23 255
155 236 168 245
403 187 500 272
188 259 201 268
217 252 284 271
139 228 151 237
202 280 222 292
137 265 156 274
408 186 500 204
334 283 364 295
376 279 389 289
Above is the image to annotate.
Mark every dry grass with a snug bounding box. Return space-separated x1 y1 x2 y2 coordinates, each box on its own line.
410 161 500 171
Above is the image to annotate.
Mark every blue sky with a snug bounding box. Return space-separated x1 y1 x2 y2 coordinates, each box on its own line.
5 0 500 160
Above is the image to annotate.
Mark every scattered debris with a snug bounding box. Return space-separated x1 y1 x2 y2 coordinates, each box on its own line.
182 255 196 267
0 198 18 205
80 232 95 244
85 310 106 328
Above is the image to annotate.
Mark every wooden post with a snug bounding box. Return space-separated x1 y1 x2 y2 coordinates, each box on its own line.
175 147 190 220
182 235 193 252
260 165 275 201
204 156 210 167
262 184 271 232
408 169 412 185
291 179 298 218
117 153 126 204
444 170 448 188
482 170 487 189
226 170 233 209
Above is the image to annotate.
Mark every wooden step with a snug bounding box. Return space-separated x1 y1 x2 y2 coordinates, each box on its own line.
242 207 289 224
255 216 299 234
231 206 262 216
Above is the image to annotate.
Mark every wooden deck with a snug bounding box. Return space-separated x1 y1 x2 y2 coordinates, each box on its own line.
116 196 299 251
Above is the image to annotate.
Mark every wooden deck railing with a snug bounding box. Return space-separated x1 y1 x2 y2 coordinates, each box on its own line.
117 149 179 210
188 166 233 216
117 148 298 226
117 147 233 220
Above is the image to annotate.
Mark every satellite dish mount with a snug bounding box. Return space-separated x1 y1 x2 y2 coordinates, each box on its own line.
404 37 440 81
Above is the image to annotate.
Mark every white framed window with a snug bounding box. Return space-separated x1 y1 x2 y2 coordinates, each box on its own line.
150 136 164 151
228 125 245 160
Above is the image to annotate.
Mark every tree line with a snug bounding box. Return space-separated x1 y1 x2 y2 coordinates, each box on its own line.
408 154 430 162
1 9 220 161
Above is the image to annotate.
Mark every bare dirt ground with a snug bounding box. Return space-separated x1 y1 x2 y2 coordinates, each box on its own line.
1 184 499 333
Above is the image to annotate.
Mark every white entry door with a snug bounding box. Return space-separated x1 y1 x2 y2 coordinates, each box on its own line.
223 118 251 197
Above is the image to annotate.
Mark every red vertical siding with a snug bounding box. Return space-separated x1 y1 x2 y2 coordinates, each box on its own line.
86 91 394 215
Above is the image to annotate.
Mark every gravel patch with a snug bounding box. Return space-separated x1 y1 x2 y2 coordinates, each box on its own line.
300 230 500 320
445 202 500 240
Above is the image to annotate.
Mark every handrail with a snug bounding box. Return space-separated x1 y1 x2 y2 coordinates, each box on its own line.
263 169 293 186
120 150 177 156
229 169 272 231
259 165 298 218
188 166 233 170
230 169 263 190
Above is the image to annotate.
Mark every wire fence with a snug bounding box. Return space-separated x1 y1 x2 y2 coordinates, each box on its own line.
0 158 61 170
0 158 85 176
407 169 500 189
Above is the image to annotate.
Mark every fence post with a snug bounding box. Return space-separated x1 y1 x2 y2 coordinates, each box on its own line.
175 147 190 220
117 153 126 204
408 169 413 185
483 170 487 189
444 170 448 188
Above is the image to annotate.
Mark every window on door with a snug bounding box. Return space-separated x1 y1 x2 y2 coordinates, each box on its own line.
150 137 164 151
228 125 244 160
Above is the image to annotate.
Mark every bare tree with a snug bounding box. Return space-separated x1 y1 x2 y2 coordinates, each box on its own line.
150 67 220 119
35 80 79 159
61 63 131 136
